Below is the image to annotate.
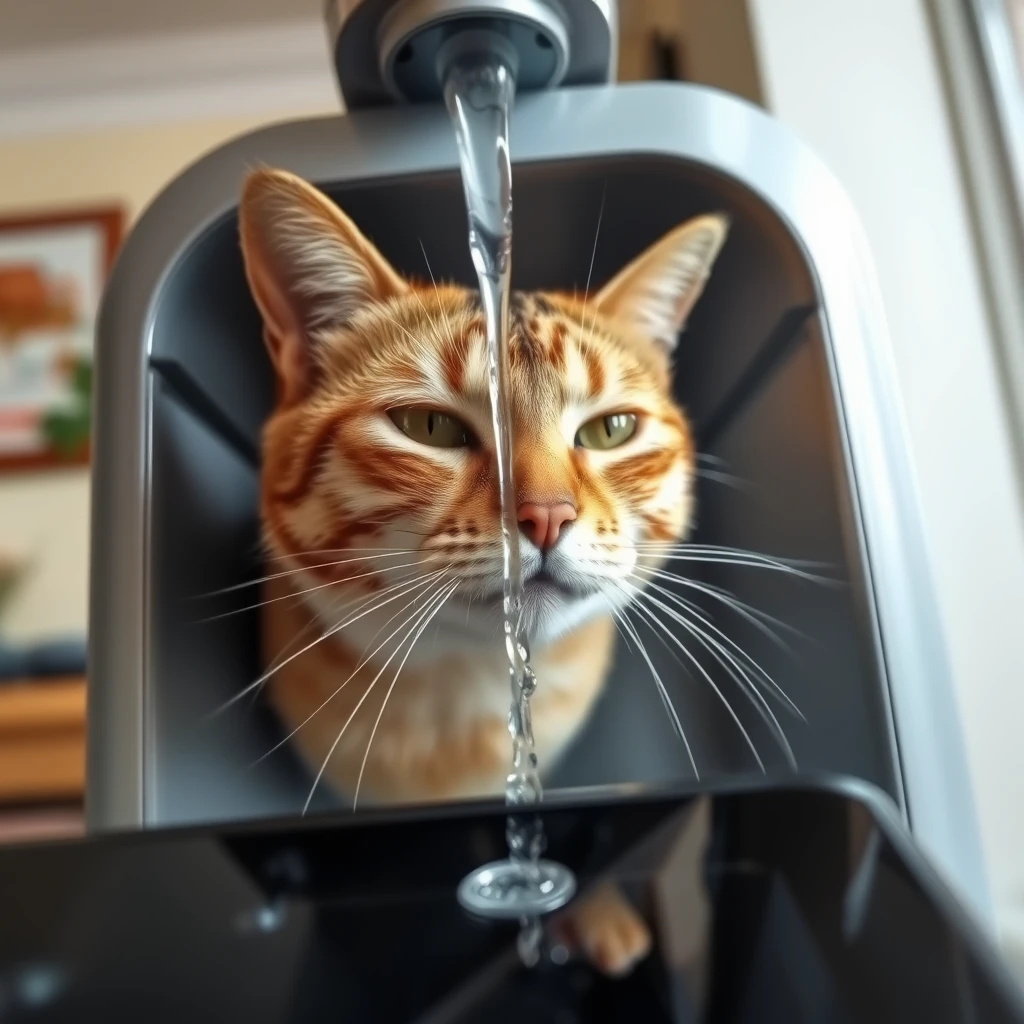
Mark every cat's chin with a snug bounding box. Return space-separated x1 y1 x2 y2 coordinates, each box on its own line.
518 578 581 639
445 579 614 649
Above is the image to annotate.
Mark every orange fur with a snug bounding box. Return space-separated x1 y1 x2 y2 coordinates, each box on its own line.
251 271 698 802
239 164 728 804
262 573 613 802
239 168 729 973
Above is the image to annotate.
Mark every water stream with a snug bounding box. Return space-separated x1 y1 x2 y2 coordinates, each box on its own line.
443 52 542 823
444 50 575 959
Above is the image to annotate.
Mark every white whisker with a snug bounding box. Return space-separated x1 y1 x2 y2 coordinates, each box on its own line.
635 551 832 584
628 578 797 768
615 580 765 772
692 578 809 644
203 550 419 596
419 239 459 350
630 571 804 719
354 564 458 657
258 573 454 769
262 546 421 562
579 185 606 342
636 541 819 562
655 594 797 769
633 564 803 656
635 542 835 578
303 578 456 815
408 256 453 351
208 568 450 719
600 593 698 778
197 558 432 622
353 579 460 809
608 610 634 653
260 571 435 683
696 468 752 492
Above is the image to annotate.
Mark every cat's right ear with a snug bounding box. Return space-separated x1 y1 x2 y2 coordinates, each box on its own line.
594 213 729 352
238 167 407 404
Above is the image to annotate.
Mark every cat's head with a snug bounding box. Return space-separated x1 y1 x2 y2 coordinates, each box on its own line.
240 168 727 646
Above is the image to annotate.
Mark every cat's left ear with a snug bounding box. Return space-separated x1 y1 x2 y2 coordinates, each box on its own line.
594 214 729 352
238 167 407 404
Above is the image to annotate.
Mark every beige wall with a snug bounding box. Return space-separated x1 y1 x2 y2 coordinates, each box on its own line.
1011 0 1024 76
0 112 328 642
618 0 686 81
677 0 763 104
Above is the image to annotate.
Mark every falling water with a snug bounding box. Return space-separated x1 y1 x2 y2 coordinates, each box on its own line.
445 48 575 959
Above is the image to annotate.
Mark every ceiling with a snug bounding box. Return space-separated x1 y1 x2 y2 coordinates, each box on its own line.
0 0 315 54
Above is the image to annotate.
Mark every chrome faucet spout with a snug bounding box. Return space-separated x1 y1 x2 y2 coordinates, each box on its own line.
325 0 617 108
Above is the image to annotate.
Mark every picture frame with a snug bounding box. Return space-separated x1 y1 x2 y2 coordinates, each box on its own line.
0 205 124 472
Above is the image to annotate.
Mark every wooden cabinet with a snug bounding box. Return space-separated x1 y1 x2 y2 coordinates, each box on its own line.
0 676 85 841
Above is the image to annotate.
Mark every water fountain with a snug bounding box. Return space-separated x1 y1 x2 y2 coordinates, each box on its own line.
439 32 571 945
87 0 989 938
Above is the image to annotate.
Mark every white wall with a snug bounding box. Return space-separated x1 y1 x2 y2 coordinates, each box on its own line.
745 0 1024 975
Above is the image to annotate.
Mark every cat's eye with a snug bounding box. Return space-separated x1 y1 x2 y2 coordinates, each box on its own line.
575 413 639 451
388 408 473 448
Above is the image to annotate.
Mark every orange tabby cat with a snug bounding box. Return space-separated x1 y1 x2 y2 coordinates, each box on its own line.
239 168 727 975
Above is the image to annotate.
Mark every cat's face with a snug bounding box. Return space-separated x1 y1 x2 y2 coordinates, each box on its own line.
241 170 727 648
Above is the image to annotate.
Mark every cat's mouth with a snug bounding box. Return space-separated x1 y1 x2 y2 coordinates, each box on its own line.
444 560 605 640
461 565 588 606
524 567 579 598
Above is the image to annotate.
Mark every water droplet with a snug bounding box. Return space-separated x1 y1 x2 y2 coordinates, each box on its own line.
234 899 288 935
550 943 571 966
15 964 66 1007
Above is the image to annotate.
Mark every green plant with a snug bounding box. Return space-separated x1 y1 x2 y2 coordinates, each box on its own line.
0 553 26 623
41 354 92 457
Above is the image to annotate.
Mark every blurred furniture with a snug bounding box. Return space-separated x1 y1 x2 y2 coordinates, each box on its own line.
0 674 85 841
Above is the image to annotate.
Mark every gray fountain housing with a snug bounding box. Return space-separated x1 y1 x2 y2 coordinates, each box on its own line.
86 81 990 922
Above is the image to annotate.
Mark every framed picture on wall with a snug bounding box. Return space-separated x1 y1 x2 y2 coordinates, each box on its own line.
0 206 124 472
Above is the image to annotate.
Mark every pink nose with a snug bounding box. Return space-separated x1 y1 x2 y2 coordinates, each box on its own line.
517 502 577 551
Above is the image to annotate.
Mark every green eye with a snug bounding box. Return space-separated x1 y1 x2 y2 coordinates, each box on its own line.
388 408 472 448
575 413 639 451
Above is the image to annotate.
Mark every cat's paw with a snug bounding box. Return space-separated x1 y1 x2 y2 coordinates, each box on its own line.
558 882 652 978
